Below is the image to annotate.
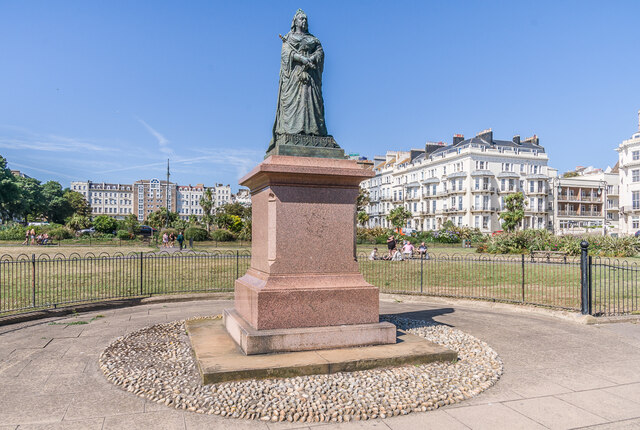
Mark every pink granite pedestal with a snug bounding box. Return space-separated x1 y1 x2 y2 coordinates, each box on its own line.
224 155 396 355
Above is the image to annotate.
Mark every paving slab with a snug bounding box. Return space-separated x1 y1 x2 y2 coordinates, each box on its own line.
580 417 640 429
556 389 640 421
15 418 105 429
63 389 145 421
445 403 547 430
184 412 270 429
504 396 606 429
0 393 73 426
187 318 456 384
384 410 469 429
102 410 186 430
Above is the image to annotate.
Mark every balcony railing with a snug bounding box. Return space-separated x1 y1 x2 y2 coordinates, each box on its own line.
557 194 602 202
558 210 602 217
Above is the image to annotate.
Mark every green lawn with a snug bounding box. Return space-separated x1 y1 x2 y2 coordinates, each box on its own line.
0 243 638 316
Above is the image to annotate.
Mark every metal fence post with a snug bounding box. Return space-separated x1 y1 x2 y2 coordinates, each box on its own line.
236 250 239 280
521 253 525 303
580 241 590 315
140 251 144 296
31 254 36 308
420 252 424 293
588 255 593 315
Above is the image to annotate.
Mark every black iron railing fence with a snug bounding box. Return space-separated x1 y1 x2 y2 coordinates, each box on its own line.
0 250 250 316
0 244 638 317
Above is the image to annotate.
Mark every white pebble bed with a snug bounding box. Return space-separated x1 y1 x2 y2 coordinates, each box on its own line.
99 316 503 423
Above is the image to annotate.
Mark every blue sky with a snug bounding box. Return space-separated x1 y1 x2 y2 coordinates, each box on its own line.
1 1 639 191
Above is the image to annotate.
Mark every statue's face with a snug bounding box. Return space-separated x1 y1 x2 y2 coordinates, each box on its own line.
295 14 308 32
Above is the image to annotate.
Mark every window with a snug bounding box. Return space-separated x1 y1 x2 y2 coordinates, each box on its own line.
482 216 489 229
633 151 640 161
529 181 534 193
458 196 463 210
475 178 480 190
501 179 506 191
633 170 640 183
474 216 480 228
633 191 640 210
633 217 640 230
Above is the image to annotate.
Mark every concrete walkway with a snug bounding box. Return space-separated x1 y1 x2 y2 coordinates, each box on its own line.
1 298 639 430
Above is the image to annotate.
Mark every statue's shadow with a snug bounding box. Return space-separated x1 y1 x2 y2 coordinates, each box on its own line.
381 307 455 331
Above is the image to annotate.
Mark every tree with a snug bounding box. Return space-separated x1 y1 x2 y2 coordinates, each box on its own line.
500 192 526 232
147 207 179 230
356 187 370 213
357 211 369 227
563 171 579 178
14 176 44 222
0 156 20 221
123 214 140 235
199 188 215 232
387 206 412 230
41 181 73 223
66 213 91 231
93 215 118 234
64 190 92 218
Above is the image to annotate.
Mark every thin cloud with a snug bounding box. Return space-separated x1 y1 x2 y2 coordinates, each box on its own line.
137 118 173 156
0 127 109 152
9 161 77 180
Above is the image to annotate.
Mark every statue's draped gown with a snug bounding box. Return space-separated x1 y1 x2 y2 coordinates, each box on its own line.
272 31 327 143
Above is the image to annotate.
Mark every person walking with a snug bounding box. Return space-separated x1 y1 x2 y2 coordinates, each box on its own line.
162 232 169 248
177 231 184 250
29 229 36 246
22 229 29 245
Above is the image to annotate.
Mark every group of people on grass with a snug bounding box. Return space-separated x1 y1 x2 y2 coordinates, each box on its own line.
22 229 51 246
368 236 429 261
161 231 185 250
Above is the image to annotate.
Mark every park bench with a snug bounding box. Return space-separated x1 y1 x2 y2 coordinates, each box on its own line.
530 250 568 263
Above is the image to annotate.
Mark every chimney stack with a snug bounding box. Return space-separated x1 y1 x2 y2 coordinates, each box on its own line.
453 134 464 145
637 109 640 132
512 135 521 144
476 128 493 144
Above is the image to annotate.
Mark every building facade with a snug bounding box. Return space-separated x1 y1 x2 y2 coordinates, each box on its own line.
71 181 134 220
361 129 552 233
232 188 251 206
616 111 640 235
72 179 233 222
550 170 619 236
133 179 177 222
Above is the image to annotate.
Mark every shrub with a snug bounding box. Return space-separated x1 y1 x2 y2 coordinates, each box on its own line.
479 229 640 257
93 215 118 234
48 226 72 240
117 230 134 240
0 224 27 240
210 228 235 242
185 227 209 241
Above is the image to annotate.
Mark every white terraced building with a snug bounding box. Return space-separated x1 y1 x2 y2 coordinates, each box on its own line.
616 110 640 235
361 129 553 233
71 181 134 220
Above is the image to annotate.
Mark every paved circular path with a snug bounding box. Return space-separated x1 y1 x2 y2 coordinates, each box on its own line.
1 297 640 430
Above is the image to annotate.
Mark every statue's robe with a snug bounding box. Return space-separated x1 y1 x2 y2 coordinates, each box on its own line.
271 31 327 146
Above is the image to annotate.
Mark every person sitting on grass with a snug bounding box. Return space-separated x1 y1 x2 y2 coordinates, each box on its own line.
391 248 403 261
369 247 378 260
401 241 414 259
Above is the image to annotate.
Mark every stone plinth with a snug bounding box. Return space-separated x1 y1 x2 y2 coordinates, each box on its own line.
190 318 457 384
224 309 396 355
225 155 394 354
